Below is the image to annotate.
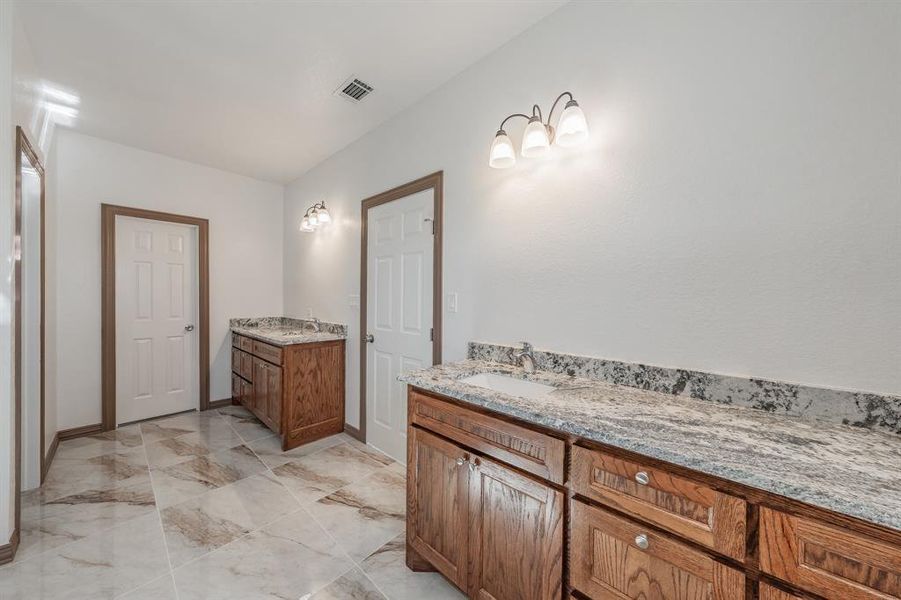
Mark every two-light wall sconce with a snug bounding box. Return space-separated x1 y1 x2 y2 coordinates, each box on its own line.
299 201 332 232
489 91 589 168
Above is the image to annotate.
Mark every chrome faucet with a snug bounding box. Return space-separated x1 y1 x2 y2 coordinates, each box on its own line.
513 341 537 374
306 318 322 333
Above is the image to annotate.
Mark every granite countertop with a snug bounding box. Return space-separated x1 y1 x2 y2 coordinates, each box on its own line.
230 317 347 347
399 359 901 532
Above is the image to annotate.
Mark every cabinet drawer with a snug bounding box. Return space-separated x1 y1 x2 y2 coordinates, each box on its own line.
571 445 746 560
571 501 745 600
239 350 253 381
409 389 565 484
252 340 283 365
236 334 253 352
759 507 901 600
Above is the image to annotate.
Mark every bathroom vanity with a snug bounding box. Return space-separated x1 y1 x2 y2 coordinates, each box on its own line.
402 345 901 600
230 317 346 450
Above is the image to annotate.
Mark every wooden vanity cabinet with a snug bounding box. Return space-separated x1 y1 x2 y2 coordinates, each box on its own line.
406 387 901 600
407 416 564 599
231 333 344 450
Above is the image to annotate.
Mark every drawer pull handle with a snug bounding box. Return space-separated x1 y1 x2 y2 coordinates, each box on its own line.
634 471 649 485
634 534 649 550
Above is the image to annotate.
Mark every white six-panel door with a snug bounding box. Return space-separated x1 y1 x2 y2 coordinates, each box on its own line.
366 189 434 462
115 216 198 424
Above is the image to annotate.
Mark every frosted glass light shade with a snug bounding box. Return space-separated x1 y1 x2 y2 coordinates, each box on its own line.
317 206 331 223
488 130 516 168
555 100 589 147
521 117 550 158
300 216 314 232
308 210 319 227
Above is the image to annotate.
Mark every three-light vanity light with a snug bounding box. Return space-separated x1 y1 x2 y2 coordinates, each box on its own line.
299 201 331 232
489 91 589 169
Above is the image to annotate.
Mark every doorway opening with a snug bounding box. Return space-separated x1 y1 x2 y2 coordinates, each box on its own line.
360 171 443 462
100 205 210 430
14 126 46 542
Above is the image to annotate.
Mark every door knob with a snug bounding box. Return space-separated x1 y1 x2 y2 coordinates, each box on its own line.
364 334 374 343
184 325 195 332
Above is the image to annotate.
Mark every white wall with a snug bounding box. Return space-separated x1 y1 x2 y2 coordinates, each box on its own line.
284 1 901 429
53 130 284 429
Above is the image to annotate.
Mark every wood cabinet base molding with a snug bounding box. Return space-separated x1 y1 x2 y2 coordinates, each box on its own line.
405 387 901 600
232 334 345 450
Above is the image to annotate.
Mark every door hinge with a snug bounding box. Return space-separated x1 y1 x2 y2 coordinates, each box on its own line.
430 328 434 342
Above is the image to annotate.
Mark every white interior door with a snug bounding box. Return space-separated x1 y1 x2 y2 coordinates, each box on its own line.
115 216 198 424
366 189 434 462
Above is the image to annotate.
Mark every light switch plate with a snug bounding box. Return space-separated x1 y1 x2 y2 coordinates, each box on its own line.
447 292 458 313
348 294 360 307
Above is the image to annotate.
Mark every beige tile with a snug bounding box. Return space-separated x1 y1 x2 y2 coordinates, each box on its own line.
160 471 299 567
172 508 355 600
272 442 394 504
17 478 156 562
151 445 267 508
117 573 178 600
0 513 169 599
247 432 350 468
361 534 465 600
307 467 406 562
312 567 386 599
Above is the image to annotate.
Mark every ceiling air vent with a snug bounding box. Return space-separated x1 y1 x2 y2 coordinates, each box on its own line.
335 77 374 103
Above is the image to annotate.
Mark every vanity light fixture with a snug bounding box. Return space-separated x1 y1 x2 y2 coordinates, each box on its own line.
300 201 331 233
488 91 589 168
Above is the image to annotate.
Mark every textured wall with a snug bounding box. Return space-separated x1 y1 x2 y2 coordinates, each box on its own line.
283 1 901 429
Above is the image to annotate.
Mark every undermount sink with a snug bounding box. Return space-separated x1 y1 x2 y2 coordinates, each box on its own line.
460 373 555 399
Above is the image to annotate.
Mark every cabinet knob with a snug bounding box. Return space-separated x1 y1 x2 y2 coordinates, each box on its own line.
634 471 649 485
634 534 649 550
456 457 466 466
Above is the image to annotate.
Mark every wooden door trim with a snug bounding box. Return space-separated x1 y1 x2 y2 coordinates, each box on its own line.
101 204 210 430
359 171 443 442
13 126 45 552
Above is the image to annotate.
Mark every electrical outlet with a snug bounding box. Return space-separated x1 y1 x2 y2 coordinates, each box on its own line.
348 294 360 307
306 307 313 318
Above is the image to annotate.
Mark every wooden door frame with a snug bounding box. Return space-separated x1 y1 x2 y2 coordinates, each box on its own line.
359 171 443 441
101 204 210 430
14 126 46 546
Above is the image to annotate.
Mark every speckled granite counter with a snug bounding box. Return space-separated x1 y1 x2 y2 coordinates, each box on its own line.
230 317 346 346
399 359 901 532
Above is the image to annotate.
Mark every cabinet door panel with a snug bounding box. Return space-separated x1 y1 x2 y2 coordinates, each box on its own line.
469 454 564 600
407 427 469 591
571 501 744 600
240 378 253 411
283 342 344 448
264 361 282 433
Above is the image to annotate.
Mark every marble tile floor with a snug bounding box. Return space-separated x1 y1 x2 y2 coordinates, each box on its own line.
1 405 464 600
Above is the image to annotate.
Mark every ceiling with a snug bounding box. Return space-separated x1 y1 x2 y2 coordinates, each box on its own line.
18 1 566 183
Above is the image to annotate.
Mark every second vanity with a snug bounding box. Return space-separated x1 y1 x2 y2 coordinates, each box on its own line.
230 317 346 450
400 343 901 600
